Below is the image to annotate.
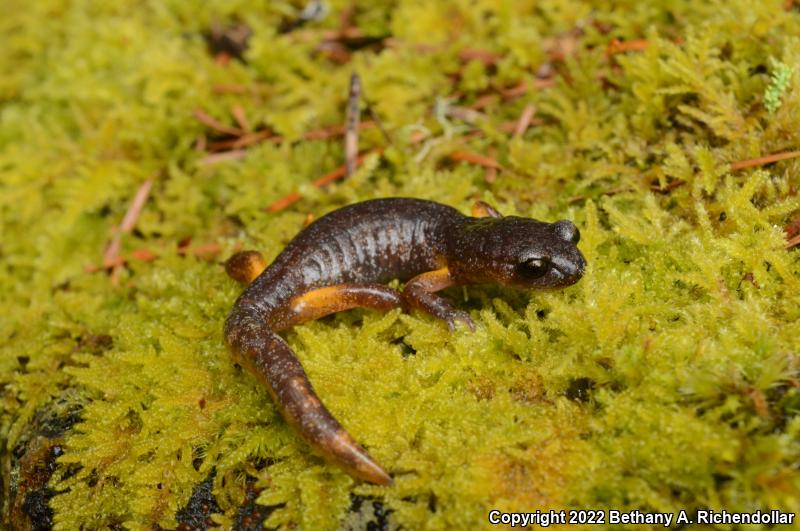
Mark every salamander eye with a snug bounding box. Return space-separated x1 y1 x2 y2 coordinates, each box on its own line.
518 257 551 280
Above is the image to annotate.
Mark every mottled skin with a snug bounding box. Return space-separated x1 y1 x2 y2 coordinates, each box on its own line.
224 198 586 485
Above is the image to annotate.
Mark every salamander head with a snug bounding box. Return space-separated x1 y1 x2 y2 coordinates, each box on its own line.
448 216 586 289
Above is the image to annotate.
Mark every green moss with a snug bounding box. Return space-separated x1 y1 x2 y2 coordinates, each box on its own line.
765 59 794 115
2 0 800 529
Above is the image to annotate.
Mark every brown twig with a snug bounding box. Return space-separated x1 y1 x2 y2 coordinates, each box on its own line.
194 135 207 152
468 94 500 111
212 83 249 94
85 244 223 273
647 150 800 196
784 215 800 240
205 122 378 153
650 179 687 193
730 150 800 171
198 150 248 166
513 104 537 139
231 104 252 132
292 27 369 43
499 118 543 133
785 234 800 249
746 386 770 418
484 147 498 183
318 41 352 63
304 121 376 141
459 48 500 65
409 130 429 144
499 78 557 99
264 148 384 213
177 242 222 257
345 73 362 177
105 177 153 258
103 178 154 284
206 130 279 152
449 150 503 170
192 108 244 137
606 39 649 57
85 248 157 273
446 106 485 124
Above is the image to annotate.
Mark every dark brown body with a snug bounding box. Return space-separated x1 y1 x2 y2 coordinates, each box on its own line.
224 198 585 484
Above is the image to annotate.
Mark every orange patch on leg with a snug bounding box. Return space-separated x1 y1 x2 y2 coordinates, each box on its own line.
471 200 502 218
225 250 267 284
288 284 404 326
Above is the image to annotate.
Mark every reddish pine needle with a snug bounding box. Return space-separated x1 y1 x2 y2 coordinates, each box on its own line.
207 130 278 151
198 150 248 166
468 94 500 110
458 48 500 65
449 150 503 169
264 192 303 214
730 150 800 171
606 39 650 56
85 244 222 273
205 122 377 153
178 243 222 257
192 108 245 137
484 147 498 183
513 104 537 138
784 215 800 240
785 234 800 250
650 179 687 193
129 248 158 262
231 104 252 132
746 386 770 418
499 78 557 99
304 121 375 141
264 148 384 213
102 178 154 283
212 83 248 94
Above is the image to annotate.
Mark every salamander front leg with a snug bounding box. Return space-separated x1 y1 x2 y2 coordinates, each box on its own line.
285 284 406 329
403 267 476 331
471 200 502 218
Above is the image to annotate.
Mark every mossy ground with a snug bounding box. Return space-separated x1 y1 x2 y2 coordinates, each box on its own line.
2 1 800 529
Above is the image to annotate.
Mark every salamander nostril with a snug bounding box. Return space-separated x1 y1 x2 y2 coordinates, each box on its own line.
554 220 579 244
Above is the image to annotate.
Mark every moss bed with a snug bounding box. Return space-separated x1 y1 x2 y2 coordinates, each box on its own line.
2 1 800 529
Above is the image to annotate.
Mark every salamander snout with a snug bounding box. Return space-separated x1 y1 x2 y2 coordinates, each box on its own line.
551 249 586 285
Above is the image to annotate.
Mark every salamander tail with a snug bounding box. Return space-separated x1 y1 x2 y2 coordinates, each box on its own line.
225 308 392 485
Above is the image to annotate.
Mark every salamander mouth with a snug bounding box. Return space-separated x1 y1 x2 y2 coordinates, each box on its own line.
551 253 586 286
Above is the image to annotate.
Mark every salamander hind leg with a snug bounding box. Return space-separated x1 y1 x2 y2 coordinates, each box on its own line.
225 250 267 284
403 267 476 331
285 283 406 328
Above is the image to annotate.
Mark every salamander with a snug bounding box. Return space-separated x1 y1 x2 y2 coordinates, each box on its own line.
224 198 586 485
